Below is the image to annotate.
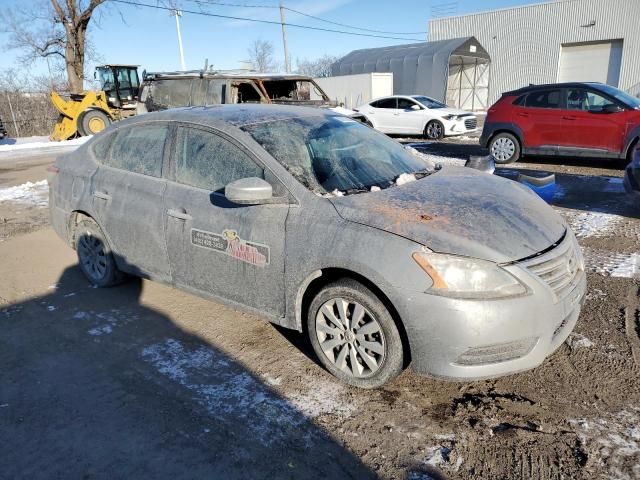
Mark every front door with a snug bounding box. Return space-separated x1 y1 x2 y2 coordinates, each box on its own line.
163 125 289 318
91 122 171 280
563 87 628 154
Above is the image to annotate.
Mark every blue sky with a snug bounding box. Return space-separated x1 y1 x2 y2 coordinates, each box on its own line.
1 0 544 76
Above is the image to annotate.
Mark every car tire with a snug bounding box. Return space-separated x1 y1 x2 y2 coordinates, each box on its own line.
80 109 111 136
424 120 444 140
74 219 125 287
490 132 521 164
307 279 404 388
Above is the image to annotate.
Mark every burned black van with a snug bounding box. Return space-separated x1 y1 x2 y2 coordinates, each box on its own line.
137 71 336 114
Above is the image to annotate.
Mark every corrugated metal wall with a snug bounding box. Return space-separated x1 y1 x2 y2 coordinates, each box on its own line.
429 0 640 105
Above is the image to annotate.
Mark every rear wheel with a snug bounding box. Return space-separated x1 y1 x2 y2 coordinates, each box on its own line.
80 109 111 136
424 120 444 140
75 219 124 287
307 279 404 388
490 132 521 164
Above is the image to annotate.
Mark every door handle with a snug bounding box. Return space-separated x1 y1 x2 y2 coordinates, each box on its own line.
166 208 192 221
93 190 111 201
517 112 529 117
563 116 577 120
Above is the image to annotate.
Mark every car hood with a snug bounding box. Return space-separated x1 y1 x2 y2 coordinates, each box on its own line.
434 107 474 117
330 167 566 263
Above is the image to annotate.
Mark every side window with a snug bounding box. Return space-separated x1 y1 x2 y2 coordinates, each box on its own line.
373 98 398 109
567 88 618 112
174 127 264 192
397 98 418 110
106 124 168 177
525 90 561 109
91 131 115 160
512 94 527 106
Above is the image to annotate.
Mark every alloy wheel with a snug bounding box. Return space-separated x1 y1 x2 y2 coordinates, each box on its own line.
315 298 386 378
78 233 108 281
426 122 443 139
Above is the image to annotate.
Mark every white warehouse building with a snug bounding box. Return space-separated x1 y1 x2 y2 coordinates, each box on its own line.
428 0 640 105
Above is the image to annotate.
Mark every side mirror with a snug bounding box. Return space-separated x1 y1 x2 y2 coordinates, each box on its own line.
410 104 421 111
225 177 273 205
592 104 623 114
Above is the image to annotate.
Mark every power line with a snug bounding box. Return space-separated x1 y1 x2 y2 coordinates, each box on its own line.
284 6 428 36
109 0 425 41
183 0 428 36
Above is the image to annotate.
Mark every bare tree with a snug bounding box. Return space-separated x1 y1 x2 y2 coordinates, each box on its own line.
2 0 107 93
246 39 276 73
295 55 340 78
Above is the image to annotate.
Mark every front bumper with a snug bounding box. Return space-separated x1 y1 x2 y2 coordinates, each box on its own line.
391 243 587 380
443 116 477 136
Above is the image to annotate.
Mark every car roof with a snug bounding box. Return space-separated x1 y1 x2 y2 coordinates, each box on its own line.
117 104 338 129
503 82 605 96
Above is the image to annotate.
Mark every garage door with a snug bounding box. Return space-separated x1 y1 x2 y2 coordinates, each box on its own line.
558 40 623 87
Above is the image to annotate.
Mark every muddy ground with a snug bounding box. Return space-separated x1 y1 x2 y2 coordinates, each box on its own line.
0 144 638 480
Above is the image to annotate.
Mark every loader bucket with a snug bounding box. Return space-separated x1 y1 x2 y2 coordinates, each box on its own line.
49 91 112 141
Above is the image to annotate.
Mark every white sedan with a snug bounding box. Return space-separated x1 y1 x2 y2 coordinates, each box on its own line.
354 95 478 139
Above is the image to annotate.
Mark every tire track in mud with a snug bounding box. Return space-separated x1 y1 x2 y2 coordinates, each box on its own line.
624 284 640 368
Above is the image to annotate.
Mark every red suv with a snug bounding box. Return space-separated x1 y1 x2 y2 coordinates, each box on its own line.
481 82 640 164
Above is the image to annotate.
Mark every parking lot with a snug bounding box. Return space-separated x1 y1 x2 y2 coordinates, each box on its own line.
1 140 638 480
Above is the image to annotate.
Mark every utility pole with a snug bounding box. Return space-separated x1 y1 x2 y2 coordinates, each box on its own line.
279 1 290 73
172 9 186 71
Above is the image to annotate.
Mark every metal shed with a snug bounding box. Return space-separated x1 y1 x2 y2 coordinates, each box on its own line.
332 37 491 111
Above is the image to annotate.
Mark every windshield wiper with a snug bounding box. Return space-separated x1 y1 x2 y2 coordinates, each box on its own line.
413 169 434 179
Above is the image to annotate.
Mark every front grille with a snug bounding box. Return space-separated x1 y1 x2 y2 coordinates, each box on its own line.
519 233 582 301
464 118 477 130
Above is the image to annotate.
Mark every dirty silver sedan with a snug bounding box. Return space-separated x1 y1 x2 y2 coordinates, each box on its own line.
49 105 586 388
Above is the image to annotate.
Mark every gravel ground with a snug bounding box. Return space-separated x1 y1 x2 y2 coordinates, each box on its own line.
0 147 638 480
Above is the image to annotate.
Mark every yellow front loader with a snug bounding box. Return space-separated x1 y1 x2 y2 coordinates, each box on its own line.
50 64 140 141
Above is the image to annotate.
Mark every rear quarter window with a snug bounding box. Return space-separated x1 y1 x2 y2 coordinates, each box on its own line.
525 90 562 109
91 131 115 160
104 123 168 177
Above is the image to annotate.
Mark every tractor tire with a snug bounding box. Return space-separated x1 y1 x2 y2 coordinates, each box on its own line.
80 109 111 137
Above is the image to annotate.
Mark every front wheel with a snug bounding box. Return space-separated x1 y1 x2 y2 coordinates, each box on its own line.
424 120 444 140
490 132 521 164
307 279 404 388
79 109 111 136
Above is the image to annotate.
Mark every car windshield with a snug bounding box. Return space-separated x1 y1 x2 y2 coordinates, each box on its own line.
595 84 640 109
412 96 447 109
242 115 434 194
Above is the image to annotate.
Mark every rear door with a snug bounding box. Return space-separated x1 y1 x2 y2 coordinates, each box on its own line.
518 89 564 150
163 125 290 318
365 97 398 132
563 87 628 154
91 122 171 280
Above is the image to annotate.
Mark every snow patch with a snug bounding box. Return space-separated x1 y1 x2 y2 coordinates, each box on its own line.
141 338 353 446
566 333 594 349
396 173 417 186
0 135 89 153
562 211 624 238
73 309 134 336
582 248 640 279
570 408 640 480
0 180 48 207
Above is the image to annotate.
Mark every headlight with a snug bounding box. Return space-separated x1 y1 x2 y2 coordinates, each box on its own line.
442 114 456 120
412 251 528 299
